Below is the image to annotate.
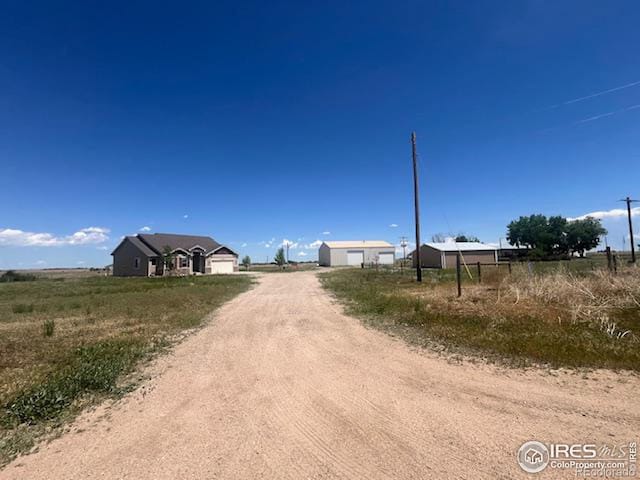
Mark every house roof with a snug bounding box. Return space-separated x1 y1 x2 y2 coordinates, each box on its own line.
424 242 497 252
116 236 158 257
137 233 222 255
322 240 394 249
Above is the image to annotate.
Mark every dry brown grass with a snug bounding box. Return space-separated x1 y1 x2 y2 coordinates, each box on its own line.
321 265 640 370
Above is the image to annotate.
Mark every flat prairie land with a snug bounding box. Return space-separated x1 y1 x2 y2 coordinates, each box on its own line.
0 274 252 464
320 264 640 370
2 271 637 480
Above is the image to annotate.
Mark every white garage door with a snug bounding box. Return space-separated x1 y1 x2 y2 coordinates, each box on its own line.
378 252 394 265
346 250 364 266
210 261 234 274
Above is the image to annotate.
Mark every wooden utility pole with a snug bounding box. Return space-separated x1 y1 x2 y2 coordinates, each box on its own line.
412 132 422 282
456 253 462 297
620 196 637 263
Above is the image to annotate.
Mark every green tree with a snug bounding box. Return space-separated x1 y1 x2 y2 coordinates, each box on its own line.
565 217 607 257
274 247 286 268
241 255 251 270
506 214 567 256
162 246 175 275
455 234 480 242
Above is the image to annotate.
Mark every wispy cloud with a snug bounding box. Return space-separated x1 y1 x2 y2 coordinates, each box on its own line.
574 104 640 125
0 227 110 247
304 240 322 249
139 226 151 232
298 251 307 257
183 214 189 219
322 231 331 235
568 207 640 222
241 242 247 248
544 80 640 110
389 223 398 228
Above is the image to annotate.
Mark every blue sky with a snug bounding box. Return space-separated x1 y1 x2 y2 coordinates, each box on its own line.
1 1 639 268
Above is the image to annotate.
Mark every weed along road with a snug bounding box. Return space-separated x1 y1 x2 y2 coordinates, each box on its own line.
4 271 638 479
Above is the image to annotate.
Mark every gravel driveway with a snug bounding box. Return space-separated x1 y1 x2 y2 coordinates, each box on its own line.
3 271 638 479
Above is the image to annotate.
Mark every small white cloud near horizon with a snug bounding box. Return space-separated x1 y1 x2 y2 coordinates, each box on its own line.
0 227 110 247
35 260 46 265
96 246 109 251
281 239 299 249
389 223 398 228
322 231 331 235
304 240 322 249
139 226 151 232
568 207 640 221
77 261 85 265
298 251 308 257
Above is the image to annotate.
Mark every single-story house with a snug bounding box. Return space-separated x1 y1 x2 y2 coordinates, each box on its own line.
318 241 395 267
412 242 498 269
111 233 238 277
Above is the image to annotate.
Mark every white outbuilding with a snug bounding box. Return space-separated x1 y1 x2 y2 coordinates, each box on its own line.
318 241 395 267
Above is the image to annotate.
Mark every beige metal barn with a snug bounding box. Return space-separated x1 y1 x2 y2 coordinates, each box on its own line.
318 241 395 267
412 242 498 269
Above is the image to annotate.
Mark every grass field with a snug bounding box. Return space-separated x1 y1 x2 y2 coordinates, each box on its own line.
0 274 252 465
320 262 640 371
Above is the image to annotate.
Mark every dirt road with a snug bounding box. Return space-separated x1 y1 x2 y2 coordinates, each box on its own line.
3 271 638 479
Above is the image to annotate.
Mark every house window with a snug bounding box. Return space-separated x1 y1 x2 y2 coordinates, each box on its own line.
150 258 157 266
180 256 189 268
134 257 140 269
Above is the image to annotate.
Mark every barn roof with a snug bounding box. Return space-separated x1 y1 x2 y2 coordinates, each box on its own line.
323 241 394 249
425 242 497 252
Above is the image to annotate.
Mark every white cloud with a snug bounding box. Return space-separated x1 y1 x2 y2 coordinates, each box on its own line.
568 207 640 221
0 227 110 247
35 260 46 265
241 242 247 248
298 251 308 256
260 237 276 248
281 239 299 249
389 223 398 228
139 226 151 232
96 246 109 251
77 261 85 265
322 231 331 235
304 240 323 249
183 214 189 219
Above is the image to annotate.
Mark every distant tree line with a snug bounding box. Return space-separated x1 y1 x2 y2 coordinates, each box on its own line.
507 214 606 258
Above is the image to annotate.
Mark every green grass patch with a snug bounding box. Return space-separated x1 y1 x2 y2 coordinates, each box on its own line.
320 269 640 370
0 274 252 465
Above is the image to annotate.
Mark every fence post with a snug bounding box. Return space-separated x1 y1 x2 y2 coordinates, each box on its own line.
477 261 482 284
508 262 512 275
606 247 613 272
613 254 618 274
456 253 462 297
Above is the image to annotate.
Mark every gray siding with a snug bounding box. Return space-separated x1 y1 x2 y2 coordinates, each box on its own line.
443 251 497 268
412 245 443 268
113 238 152 277
318 244 331 266
323 247 395 266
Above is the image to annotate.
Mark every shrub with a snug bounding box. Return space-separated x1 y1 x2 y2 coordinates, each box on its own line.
0 271 36 283
43 319 55 337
